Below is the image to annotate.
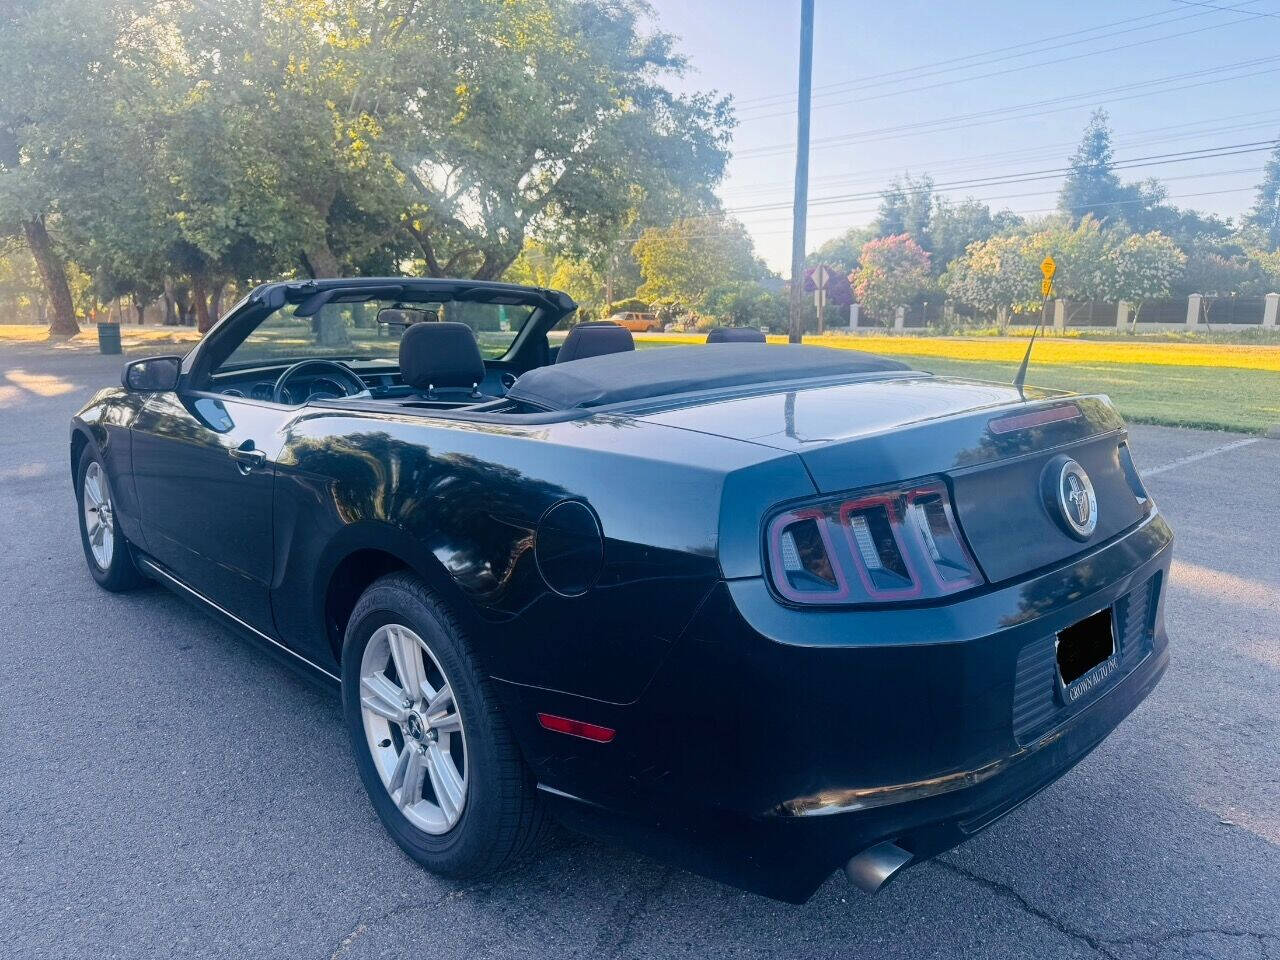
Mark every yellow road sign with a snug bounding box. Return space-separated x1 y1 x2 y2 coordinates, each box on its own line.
1041 278 1053 298
1040 256 1057 279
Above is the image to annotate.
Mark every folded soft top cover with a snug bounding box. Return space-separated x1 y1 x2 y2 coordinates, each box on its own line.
505 343 912 411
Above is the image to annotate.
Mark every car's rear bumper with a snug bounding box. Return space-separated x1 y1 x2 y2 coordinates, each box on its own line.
512 512 1173 902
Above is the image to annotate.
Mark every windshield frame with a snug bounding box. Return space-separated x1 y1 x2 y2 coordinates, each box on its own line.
184 278 576 391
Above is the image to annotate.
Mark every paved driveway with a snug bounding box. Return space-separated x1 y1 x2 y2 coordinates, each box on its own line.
1 343 1276 960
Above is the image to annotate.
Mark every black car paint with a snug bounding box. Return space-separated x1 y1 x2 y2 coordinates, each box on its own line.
70 279 1170 903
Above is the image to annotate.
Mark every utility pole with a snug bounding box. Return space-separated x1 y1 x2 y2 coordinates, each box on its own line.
787 0 815 344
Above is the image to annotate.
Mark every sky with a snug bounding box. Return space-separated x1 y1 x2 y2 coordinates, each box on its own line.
645 0 1280 271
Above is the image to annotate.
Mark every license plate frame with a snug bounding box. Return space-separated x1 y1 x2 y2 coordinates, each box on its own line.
1055 607 1119 705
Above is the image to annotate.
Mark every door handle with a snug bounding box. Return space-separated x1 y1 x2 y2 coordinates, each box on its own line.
229 441 267 472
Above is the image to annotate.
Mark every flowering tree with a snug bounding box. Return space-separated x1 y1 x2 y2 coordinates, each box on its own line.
852 234 931 322
1104 232 1185 322
947 218 1184 324
944 232 1038 321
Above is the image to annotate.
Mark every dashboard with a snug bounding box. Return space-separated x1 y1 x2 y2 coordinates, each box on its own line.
219 375 355 405
208 361 516 405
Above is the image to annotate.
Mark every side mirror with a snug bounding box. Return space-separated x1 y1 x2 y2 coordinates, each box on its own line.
122 355 182 392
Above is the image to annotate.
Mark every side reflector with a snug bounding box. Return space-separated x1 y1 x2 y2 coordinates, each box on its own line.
537 712 616 743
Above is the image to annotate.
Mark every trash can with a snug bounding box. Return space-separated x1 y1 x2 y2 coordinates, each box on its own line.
97 322 122 355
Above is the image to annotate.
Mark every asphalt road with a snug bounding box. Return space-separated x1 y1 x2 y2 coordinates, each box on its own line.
1 342 1277 960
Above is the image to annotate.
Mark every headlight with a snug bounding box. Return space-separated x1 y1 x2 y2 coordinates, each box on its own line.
766 479 984 605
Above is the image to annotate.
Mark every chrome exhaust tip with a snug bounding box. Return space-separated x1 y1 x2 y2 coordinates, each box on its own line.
844 841 913 893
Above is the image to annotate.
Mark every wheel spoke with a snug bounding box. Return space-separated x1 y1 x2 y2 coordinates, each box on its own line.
360 672 408 722
424 682 453 719
426 742 464 823
386 626 428 703
431 712 462 735
387 744 427 808
86 469 104 507
91 522 107 548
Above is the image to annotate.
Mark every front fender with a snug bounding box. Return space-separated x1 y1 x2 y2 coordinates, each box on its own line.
70 388 149 544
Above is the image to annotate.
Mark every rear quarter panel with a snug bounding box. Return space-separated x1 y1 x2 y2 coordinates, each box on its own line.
270 408 803 703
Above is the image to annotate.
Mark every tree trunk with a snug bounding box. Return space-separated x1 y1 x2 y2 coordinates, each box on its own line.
191 270 213 333
131 294 146 325
473 246 521 281
24 216 78 336
163 278 178 325
303 243 350 347
209 280 224 324
303 242 342 279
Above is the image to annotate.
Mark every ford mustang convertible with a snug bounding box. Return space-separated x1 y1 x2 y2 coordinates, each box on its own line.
70 277 1171 902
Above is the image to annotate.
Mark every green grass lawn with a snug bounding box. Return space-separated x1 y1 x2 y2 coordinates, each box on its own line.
878 355 1279 434
633 339 1277 433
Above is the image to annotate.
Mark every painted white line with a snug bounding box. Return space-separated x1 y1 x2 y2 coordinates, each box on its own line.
1139 437 1261 479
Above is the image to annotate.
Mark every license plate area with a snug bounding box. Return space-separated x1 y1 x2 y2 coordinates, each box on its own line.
1056 607 1117 702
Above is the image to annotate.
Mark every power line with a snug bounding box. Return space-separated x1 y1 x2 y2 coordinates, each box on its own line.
733 1 1265 109
725 141 1277 215
721 110 1280 197
736 5 1280 123
1170 0 1280 17
584 180 1257 248
735 57 1280 159
733 167 1263 228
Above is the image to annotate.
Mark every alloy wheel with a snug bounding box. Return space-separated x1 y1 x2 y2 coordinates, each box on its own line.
82 461 115 570
359 623 468 834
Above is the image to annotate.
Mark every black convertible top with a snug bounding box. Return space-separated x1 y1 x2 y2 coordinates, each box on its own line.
505 343 912 411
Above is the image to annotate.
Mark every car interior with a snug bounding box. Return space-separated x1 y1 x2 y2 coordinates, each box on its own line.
199 287 786 417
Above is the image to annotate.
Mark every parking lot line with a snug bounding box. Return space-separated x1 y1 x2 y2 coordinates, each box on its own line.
1139 437 1261 479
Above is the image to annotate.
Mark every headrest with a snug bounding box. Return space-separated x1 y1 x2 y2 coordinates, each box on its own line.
398 321 486 391
706 326 767 343
555 321 634 363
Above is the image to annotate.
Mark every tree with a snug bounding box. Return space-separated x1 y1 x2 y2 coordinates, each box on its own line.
344 0 733 281
1245 137 1280 250
807 225 876 274
1059 110 1128 225
701 282 788 330
852 234 931 321
876 174 934 245
1180 251 1271 296
632 216 771 309
0 0 122 335
1058 110 1168 231
929 199 1022 274
506 242 607 317
945 231 1038 320
1104 232 1186 322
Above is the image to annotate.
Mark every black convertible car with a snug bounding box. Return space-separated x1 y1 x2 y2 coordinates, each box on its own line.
71 277 1171 902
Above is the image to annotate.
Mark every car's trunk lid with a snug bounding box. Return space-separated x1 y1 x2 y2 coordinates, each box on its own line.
642 375 1143 585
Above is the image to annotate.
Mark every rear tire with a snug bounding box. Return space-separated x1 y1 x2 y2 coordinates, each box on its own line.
341 572 549 878
75 445 143 592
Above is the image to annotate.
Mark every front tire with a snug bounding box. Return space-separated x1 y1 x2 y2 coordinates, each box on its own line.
341 572 548 878
76 446 143 592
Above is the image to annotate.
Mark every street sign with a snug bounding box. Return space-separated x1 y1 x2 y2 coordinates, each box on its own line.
813 264 832 290
1040 256 1056 279
1041 278 1053 298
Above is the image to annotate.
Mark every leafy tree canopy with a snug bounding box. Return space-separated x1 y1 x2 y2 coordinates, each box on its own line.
1244 137 1280 251
852 233 932 319
632 215 773 309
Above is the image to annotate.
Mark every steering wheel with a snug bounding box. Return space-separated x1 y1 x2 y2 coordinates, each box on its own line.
272 359 369 405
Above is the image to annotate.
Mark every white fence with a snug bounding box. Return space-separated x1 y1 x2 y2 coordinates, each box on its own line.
851 293 1280 332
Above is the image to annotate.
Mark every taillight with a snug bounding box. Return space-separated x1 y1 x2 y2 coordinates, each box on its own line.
767 479 983 605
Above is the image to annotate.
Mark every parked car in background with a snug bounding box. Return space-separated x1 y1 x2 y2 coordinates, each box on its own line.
606 310 661 332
